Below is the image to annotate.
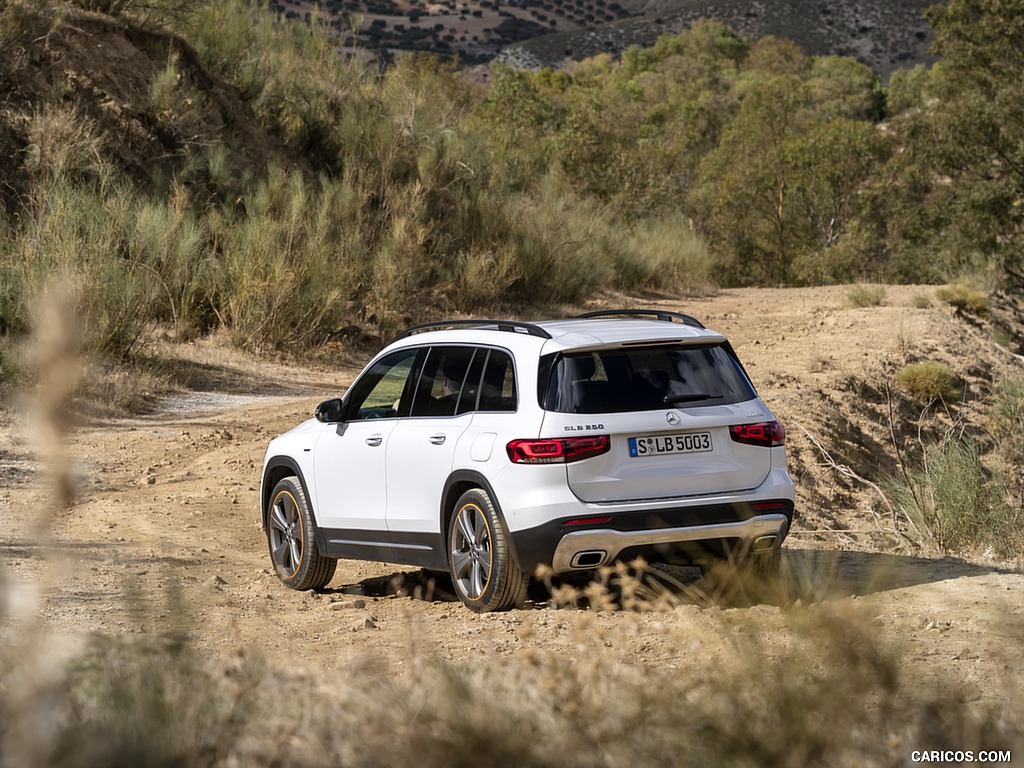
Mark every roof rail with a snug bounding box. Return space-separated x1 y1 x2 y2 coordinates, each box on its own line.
574 309 705 329
394 319 553 341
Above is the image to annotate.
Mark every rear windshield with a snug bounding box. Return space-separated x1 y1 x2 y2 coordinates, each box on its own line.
540 344 756 414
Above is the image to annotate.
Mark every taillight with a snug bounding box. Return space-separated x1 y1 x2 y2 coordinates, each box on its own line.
506 435 611 464
729 420 786 447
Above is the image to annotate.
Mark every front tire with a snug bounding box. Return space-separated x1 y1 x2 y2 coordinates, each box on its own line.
267 476 336 590
447 488 527 613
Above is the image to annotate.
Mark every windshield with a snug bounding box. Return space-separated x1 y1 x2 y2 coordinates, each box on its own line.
540 344 756 414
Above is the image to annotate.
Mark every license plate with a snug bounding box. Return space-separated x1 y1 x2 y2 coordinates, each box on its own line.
628 431 712 457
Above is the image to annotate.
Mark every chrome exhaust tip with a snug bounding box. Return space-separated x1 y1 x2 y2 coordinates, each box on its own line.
570 550 607 569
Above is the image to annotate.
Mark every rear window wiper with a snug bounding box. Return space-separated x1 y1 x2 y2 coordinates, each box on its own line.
663 393 724 405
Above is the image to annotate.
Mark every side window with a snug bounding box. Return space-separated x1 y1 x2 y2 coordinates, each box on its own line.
409 346 478 418
456 350 486 415
479 349 517 412
345 348 419 421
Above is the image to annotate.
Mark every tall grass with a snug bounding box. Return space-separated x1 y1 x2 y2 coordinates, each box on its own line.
212 167 356 350
993 374 1024 465
10 177 160 362
845 283 886 307
615 212 717 295
886 435 1024 558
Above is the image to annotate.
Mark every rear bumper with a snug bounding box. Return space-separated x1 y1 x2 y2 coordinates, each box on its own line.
508 500 793 574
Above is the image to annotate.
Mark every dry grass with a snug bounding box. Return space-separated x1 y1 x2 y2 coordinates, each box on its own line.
3 561 1021 768
936 283 990 317
845 283 887 308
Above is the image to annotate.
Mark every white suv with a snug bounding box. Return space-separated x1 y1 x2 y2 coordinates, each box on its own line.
260 310 794 612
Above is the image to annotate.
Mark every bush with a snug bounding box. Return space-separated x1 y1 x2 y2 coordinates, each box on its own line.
936 283 989 316
887 436 1024 557
911 291 932 309
0 339 19 388
894 361 959 404
211 168 361 351
12 178 161 362
993 374 1024 465
845 283 886 307
613 212 717 296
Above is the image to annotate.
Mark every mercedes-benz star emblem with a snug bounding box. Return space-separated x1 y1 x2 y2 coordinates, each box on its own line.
665 412 681 426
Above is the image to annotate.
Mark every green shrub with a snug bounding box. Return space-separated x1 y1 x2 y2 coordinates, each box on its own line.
894 361 959 403
211 168 359 351
13 177 160 362
993 375 1024 465
887 436 1024 557
613 212 717 296
911 291 932 309
936 283 989 316
130 185 214 339
23 103 106 186
845 283 886 307
0 340 19 387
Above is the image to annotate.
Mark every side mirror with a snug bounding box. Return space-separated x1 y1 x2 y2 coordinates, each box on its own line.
315 398 344 423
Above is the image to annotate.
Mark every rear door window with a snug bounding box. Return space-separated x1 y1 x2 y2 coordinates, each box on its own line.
478 349 517 412
409 346 479 418
406 346 517 416
542 344 756 414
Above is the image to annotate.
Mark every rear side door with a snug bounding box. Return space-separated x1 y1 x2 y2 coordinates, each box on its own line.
385 346 480 537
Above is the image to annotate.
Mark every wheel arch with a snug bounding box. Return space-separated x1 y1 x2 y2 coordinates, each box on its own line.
262 457 316 530
440 470 525 573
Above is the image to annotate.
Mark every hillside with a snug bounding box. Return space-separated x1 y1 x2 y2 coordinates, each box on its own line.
276 0 937 75
503 0 936 75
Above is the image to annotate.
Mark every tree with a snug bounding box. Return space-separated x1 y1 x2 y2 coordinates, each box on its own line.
924 0 1024 287
785 118 889 282
694 74 810 285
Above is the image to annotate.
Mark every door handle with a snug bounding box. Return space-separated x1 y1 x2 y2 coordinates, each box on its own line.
429 434 447 445
365 435 383 447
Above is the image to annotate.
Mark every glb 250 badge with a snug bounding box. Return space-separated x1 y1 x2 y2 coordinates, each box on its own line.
565 424 605 431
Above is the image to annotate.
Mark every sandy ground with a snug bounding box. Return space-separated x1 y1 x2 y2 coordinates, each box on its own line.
1 285 1022 720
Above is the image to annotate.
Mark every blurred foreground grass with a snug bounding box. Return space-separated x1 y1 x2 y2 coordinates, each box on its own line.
2 543 1022 767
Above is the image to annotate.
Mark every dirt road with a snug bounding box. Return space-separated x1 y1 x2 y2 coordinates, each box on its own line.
2 286 1022 720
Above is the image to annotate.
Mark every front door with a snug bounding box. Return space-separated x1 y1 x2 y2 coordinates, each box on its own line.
313 347 420 534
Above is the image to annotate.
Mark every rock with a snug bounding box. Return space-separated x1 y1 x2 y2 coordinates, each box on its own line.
205 575 227 589
329 598 367 610
348 614 377 631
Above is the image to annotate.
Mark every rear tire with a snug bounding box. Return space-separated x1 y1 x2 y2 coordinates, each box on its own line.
267 476 336 590
447 488 527 613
